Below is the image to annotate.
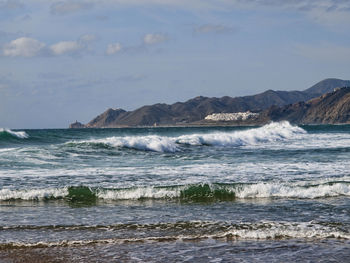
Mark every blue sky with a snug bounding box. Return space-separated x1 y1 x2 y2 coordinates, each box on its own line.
1 0 350 128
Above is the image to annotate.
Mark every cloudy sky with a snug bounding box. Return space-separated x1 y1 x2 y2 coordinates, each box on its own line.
1 0 350 128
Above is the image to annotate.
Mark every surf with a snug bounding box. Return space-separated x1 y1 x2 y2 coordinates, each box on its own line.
1 220 349 249
0 128 28 140
1 181 350 202
176 121 306 147
66 121 306 153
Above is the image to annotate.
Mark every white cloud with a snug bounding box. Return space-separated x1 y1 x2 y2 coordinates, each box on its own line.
2 37 45 57
194 24 236 34
49 34 96 55
51 1 93 15
106 43 122 55
50 41 81 55
143 33 168 45
2 35 96 57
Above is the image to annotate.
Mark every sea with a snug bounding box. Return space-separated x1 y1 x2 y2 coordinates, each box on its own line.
0 122 349 262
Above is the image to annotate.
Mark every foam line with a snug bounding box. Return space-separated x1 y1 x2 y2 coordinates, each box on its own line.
1 181 350 201
67 122 306 152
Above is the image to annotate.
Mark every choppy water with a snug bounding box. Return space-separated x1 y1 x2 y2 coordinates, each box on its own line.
0 122 350 262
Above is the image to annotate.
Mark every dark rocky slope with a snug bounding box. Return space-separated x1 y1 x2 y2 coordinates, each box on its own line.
261 87 350 124
87 108 126 128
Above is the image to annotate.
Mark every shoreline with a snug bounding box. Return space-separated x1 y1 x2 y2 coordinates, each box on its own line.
70 121 350 129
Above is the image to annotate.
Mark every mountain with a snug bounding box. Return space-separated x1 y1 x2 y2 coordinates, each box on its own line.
261 87 350 124
303 78 350 96
71 78 349 128
87 108 127 127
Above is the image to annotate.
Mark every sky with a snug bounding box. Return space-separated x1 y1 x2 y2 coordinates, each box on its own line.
0 0 350 128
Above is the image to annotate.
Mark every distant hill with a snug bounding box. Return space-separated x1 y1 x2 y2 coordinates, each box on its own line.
71 78 350 128
87 108 127 128
261 87 350 124
304 78 350 95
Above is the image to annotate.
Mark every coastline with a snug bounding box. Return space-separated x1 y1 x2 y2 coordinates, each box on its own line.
69 120 350 129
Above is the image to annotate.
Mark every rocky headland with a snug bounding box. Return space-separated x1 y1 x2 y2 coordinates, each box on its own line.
70 78 350 128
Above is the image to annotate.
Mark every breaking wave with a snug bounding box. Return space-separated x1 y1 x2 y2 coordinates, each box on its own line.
1 181 350 202
0 188 67 201
67 135 179 153
1 221 349 249
66 122 306 152
0 128 28 140
176 121 305 146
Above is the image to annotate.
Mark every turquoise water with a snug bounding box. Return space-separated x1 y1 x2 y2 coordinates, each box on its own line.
0 122 350 262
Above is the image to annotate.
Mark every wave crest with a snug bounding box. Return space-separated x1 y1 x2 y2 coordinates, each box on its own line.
1 221 349 248
1 181 350 202
68 135 179 153
0 128 28 140
66 122 305 152
0 188 67 201
176 121 305 146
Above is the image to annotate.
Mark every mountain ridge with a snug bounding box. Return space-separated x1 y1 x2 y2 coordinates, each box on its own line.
262 87 350 124
70 78 350 128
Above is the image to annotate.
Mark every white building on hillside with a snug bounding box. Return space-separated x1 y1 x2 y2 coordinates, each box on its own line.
205 111 259 121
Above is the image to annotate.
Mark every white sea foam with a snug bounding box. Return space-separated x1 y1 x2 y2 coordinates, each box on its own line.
74 135 179 153
220 221 350 240
68 122 305 152
1 181 350 201
1 158 350 195
176 121 306 146
96 183 350 200
97 186 181 200
1 221 349 248
0 148 16 153
235 182 350 199
0 128 28 139
0 188 67 200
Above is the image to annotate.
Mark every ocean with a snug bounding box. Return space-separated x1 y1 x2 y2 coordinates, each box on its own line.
0 122 349 262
